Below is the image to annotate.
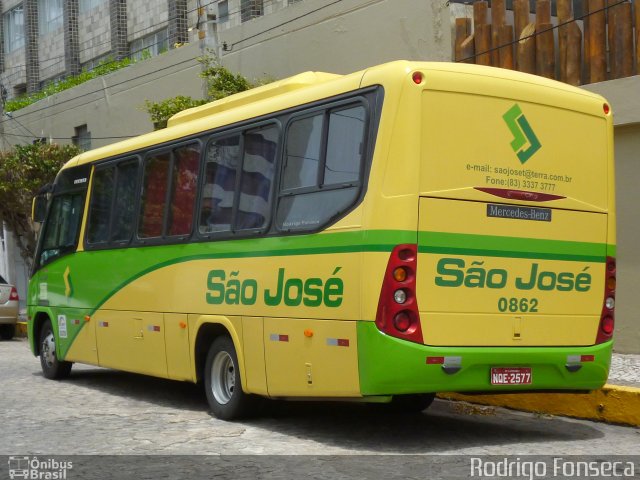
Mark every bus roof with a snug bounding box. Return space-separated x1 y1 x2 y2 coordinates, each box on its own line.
61 60 606 171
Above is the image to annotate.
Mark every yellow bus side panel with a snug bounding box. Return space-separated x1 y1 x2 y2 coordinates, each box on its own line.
164 313 192 381
64 317 98 365
94 310 167 377
264 318 360 397
242 316 268 395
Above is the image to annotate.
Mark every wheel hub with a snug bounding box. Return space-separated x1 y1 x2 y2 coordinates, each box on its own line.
210 351 235 405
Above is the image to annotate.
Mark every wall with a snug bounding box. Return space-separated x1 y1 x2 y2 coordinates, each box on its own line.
0 42 202 150
584 76 640 354
218 0 451 80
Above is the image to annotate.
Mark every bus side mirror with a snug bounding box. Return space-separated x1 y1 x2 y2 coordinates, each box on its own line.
32 195 47 223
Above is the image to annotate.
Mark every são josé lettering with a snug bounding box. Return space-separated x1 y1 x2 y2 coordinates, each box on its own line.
435 258 591 291
206 267 344 307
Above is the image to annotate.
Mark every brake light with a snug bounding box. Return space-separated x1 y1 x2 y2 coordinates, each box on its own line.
375 244 423 344
9 287 18 301
595 256 616 344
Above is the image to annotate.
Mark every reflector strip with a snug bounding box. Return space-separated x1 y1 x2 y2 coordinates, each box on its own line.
426 356 445 364
581 355 595 362
326 338 350 347
99 321 109 327
147 325 161 332
269 334 289 342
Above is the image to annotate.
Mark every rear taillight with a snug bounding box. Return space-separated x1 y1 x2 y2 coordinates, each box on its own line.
9 287 18 301
595 256 616 344
375 244 423 344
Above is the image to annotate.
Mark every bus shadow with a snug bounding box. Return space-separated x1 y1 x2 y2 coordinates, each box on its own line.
34 365 208 413
33 366 606 453
247 399 606 453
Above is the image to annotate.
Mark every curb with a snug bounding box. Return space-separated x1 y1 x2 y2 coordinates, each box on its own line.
437 384 640 427
16 321 27 338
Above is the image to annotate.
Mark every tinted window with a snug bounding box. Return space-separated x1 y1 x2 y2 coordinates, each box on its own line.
168 145 200 236
237 125 278 230
112 160 139 242
87 167 114 244
199 135 240 234
40 194 84 265
276 102 367 232
139 153 170 238
282 114 322 191
324 106 365 185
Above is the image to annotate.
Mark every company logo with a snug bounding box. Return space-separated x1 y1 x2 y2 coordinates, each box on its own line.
8 456 73 479
206 267 344 308
503 104 542 164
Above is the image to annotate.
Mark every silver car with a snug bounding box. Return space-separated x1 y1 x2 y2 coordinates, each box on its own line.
0 274 19 340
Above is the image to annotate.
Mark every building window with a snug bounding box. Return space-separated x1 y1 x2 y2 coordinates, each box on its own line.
13 84 27 98
3 5 25 53
79 0 106 13
38 0 63 34
218 0 228 23
72 125 91 151
241 0 263 23
130 29 169 61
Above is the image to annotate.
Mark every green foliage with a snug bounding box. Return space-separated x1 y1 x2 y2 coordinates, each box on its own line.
143 50 271 130
144 96 207 130
198 50 253 100
5 56 141 113
0 143 81 264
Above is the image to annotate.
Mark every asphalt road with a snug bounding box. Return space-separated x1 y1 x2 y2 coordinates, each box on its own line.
1 338 638 479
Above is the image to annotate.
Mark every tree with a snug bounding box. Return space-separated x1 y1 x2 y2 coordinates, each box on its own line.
0 143 81 268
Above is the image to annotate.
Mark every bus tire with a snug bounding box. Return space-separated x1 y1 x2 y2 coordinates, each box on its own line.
39 319 72 380
389 393 435 413
0 324 15 340
204 336 255 420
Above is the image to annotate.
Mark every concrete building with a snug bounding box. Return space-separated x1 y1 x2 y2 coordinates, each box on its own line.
0 0 637 353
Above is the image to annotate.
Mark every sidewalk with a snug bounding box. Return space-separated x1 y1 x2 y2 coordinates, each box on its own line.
438 353 640 428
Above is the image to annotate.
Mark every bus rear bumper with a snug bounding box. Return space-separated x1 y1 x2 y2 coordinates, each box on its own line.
357 321 612 396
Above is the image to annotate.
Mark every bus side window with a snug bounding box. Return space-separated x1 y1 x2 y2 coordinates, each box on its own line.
168 145 200 236
139 153 171 239
236 126 278 230
111 160 139 243
199 135 240 234
87 167 115 244
277 104 366 232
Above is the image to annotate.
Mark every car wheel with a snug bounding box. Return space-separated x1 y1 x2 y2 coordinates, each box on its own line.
0 324 15 340
204 336 257 420
39 320 72 380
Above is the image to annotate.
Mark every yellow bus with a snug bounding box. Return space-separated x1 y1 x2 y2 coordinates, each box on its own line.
28 61 616 419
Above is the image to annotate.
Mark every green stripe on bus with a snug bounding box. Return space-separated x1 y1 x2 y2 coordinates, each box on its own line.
418 231 607 262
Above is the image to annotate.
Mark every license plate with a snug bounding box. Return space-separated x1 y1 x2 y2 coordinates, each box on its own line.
490 367 532 385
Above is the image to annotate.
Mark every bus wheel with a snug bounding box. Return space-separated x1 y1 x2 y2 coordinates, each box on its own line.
389 393 435 413
204 336 254 420
39 320 72 380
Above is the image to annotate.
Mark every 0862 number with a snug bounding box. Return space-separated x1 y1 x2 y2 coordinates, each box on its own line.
498 297 539 313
